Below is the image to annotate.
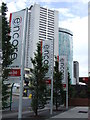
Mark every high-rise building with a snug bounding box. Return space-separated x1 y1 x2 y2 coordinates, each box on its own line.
58 28 73 84
73 61 79 84
25 4 59 68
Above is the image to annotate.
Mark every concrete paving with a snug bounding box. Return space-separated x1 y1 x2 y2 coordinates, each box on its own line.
52 107 88 119
1 106 89 120
2 107 50 118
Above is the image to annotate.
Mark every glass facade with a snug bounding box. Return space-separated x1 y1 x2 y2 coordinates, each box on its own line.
59 28 73 84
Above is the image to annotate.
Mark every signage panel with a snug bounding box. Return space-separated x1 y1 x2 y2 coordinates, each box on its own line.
63 84 66 91
42 40 53 79
46 79 51 84
8 9 27 83
59 56 67 85
10 9 26 68
9 69 21 77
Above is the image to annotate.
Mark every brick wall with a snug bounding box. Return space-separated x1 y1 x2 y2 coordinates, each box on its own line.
69 98 89 106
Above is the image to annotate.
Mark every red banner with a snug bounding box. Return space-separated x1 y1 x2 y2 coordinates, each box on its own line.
9 69 21 77
46 79 51 84
63 84 66 88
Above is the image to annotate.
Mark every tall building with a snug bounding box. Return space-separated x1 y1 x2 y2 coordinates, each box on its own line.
25 4 59 68
73 61 79 84
58 28 73 84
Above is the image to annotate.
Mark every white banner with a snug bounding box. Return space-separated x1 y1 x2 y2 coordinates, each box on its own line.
59 56 67 84
42 40 54 79
8 9 27 82
10 9 26 68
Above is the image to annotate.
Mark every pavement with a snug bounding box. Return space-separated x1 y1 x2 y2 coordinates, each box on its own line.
1 106 89 120
52 107 88 119
2 107 50 119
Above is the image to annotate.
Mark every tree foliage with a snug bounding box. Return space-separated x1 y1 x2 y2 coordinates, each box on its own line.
30 41 48 115
53 56 64 110
1 2 14 109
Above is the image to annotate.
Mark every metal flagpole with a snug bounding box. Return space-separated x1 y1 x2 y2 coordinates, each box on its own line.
50 38 54 115
66 66 68 109
18 8 28 118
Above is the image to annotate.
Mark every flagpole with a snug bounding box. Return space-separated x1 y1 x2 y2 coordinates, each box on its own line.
50 38 54 115
18 8 28 118
65 61 68 109
66 65 68 109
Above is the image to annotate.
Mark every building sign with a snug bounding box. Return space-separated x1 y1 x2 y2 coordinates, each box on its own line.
45 79 51 84
79 77 88 84
9 69 21 77
63 84 66 91
59 56 67 85
8 9 27 83
42 40 54 79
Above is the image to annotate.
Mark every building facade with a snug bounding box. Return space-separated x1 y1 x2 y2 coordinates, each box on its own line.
73 61 79 84
25 4 59 68
58 28 73 84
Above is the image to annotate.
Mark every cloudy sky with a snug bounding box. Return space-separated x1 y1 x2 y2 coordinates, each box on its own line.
1 0 89 77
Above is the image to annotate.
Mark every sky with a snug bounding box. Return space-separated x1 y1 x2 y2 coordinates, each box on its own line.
1 0 89 77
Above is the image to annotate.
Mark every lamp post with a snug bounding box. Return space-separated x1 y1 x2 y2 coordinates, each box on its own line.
50 38 54 115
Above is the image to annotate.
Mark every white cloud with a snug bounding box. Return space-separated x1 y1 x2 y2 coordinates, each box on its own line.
0 0 2 6
59 16 88 76
6 2 17 18
81 0 89 3
15 0 27 10
2 0 29 19
56 8 75 18
29 0 89 3
2 0 90 4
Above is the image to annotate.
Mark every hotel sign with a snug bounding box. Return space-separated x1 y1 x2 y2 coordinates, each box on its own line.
42 40 54 79
59 56 67 86
9 9 27 83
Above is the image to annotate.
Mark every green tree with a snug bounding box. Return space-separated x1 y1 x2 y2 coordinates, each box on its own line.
30 41 48 116
53 56 64 110
1 2 14 109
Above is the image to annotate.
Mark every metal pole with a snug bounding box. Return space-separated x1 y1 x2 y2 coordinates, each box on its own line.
18 8 28 118
50 38 54 115
66 68 68 109
50 76 53 115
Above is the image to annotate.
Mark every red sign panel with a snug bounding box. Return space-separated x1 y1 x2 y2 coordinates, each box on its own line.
83 77 88 82
46 79 51 84
63 84 66 88
9 69 21 77
63 84 66 91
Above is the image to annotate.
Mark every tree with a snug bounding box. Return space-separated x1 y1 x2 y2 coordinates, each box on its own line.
1 2 14 109
53 56 64 110
30 41 48 116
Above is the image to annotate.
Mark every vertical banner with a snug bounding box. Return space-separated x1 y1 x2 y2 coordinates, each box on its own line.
9 9 27 83
42 39 54 115
59 55 68 109
59 55 67 90
42 40 53 79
